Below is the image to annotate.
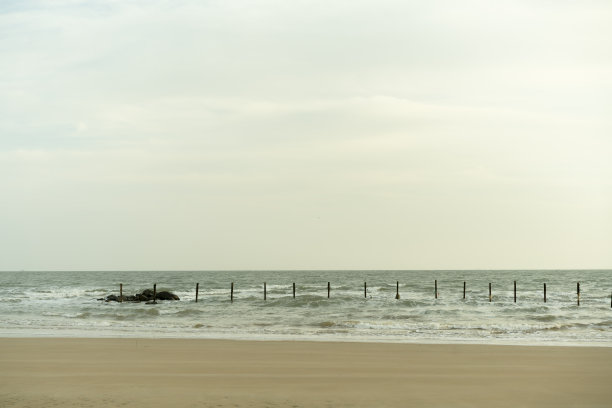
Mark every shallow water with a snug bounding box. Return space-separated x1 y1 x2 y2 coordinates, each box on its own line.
0 270 610 345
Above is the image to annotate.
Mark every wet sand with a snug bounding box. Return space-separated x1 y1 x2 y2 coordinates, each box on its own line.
0 338 610 407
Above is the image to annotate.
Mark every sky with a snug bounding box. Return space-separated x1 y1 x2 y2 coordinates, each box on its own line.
1 0 611 271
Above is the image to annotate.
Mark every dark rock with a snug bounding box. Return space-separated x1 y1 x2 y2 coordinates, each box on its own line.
141 289 154 298
156 291 180 301
98 289 180 302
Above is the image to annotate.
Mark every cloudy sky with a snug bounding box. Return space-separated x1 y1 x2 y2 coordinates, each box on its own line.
1 0 611 271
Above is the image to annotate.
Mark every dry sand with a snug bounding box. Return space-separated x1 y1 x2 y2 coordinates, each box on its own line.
0 338 610 408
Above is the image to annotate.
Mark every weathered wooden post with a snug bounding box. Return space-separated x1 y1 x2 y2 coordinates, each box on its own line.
364 282 367 298
120 283 123 303
514 281 517 303
231 282 234 303
264 282 267 301
293 282 296 299
463 281 466 300
327 282 330 298
195 283 199 303
153 283 157 304
488 283 492 302
395 281 400 300
577 282 580 306
610 291 611 309
435 280 438 299
544 283 547 303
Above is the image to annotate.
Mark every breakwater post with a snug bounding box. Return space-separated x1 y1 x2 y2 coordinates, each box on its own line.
514 281 517 303
293 282 296 299
153 284 157 304
231 282 234 303
395 281 400 300
120 283 123 303
488 283 492 302
195 283 199 303
577 282 580 306
544 283 547 303
364 282 367 298
327 282 330 298
435 280 438 299
264 282 267 301
463 281 466 300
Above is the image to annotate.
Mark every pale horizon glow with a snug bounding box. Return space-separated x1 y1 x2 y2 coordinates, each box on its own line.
1 0 611 271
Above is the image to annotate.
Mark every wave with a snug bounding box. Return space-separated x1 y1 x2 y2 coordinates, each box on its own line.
169 309 202 318
593 320 612 328
523 322 589 333
527 314 557 322
0 298 22 304
86 307 162 321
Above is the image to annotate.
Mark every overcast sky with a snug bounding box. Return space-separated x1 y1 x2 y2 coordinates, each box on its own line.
1 0 611 271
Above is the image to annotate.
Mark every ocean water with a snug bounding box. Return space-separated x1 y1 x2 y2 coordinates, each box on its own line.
0 270 610 346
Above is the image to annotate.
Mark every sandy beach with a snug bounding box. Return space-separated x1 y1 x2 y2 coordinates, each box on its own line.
0 338 610 408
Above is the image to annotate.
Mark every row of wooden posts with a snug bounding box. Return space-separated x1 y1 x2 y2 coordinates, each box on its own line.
119 282 612 307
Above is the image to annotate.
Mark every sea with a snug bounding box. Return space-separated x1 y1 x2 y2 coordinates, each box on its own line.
0 270 610 346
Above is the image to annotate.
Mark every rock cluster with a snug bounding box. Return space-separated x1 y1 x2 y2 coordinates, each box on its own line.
99 289 180 302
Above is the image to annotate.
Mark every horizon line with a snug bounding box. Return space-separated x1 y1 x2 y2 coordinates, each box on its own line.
1 268 610 273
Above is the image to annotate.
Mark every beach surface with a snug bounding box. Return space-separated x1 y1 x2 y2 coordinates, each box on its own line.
0 338 610 408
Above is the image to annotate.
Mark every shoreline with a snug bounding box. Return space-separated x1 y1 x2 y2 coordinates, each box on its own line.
2 332 612 347
1 338 611 407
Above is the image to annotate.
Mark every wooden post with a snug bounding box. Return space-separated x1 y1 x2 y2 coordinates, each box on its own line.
195 283 199 303
395 281 400 300
514 281 517 303
120 283 123 303
544 283 547 303
463 281 466 300
577 282 580 306
364 282 367 298
610 291 611 309
327 282 330 298
264 282 267 301
488 283 492 302
435 280 438 299
153 283 157 304
293 282 296 299
231 282 234 303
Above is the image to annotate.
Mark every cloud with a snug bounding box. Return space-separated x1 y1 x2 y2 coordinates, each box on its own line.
0 0 611 269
